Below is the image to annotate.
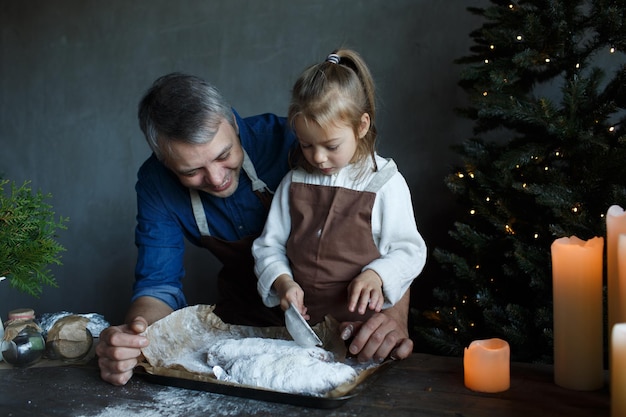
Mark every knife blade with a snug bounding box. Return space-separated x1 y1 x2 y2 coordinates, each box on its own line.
285 303 322 348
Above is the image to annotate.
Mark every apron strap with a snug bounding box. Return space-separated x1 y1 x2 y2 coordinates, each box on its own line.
242 149 271 193
190 189 210 237
292 169 305 183
364 158 397 193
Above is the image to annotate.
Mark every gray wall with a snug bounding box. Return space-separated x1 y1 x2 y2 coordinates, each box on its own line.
0 1 484 325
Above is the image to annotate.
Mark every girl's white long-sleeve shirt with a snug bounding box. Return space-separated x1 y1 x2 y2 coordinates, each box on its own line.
253 154 427 309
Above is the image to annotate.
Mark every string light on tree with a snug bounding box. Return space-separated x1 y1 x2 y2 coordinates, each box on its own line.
421 0 626 363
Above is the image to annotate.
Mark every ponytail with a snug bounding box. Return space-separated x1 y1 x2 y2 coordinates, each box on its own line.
288 48 378 172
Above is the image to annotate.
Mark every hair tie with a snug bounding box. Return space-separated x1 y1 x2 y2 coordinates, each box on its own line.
326 53 340 64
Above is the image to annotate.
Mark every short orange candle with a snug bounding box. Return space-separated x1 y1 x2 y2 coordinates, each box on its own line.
464 338 510 393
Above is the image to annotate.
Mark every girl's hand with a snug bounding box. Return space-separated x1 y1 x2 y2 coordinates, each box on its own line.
348 270 384 315
272 274 309 319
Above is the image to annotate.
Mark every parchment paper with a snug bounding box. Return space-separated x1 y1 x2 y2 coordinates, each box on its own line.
138 305 383 398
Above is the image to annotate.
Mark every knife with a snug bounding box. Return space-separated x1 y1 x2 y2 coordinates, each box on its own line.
285 303 323 348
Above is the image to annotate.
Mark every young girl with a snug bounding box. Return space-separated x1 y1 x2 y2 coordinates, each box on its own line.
252 49 426 325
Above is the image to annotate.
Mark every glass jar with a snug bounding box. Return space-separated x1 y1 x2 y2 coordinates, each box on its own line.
45 315 94 362
2 308 45 367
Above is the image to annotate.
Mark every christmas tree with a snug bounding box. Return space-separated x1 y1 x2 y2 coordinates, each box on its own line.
415 0 626 363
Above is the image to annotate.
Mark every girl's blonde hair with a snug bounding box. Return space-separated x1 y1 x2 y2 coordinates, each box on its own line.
288 49 378 172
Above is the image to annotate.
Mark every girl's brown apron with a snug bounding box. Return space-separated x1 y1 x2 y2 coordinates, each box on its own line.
285 160 398 324
189 151 283 326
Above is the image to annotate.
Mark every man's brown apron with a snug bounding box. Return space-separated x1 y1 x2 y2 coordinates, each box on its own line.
285 160 398 324
189 151 283 326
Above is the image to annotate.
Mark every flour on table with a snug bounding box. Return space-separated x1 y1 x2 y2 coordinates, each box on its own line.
206 337 357 395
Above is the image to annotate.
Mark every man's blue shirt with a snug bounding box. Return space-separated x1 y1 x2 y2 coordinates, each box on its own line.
132 111 295 310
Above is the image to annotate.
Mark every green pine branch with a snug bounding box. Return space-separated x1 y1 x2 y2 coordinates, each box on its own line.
0 179 68 297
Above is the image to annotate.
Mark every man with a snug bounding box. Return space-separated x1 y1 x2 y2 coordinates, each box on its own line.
96 73 414 386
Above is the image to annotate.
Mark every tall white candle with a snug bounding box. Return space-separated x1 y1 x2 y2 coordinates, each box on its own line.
607 206 626 332
551 236 604 390
612 324 626 417
617 234 626 335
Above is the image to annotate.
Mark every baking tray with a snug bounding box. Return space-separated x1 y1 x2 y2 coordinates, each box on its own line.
135 360 390 409
135 306 389 408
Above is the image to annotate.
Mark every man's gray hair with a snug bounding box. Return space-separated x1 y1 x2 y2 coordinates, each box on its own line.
138 73 235 160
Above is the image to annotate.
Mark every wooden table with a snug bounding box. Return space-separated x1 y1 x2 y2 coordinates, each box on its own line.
0 352 609 417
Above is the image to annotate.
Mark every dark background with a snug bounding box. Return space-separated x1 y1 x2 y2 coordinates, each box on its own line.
0 1 486 326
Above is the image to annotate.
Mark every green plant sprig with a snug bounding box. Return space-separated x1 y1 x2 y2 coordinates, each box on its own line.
0 179 68 297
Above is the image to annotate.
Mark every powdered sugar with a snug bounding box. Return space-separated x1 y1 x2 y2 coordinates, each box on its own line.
74 386 285 417
207 337 357 395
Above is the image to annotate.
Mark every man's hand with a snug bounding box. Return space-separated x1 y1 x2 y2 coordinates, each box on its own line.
96 296 173 385
340 290 413 362
96 318 149 386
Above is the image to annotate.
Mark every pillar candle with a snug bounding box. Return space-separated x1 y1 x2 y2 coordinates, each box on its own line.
613 324 626 417
620 234 626 321
607 206 626 332
464 338 510 393
615 240 626 416
551 236 604 390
